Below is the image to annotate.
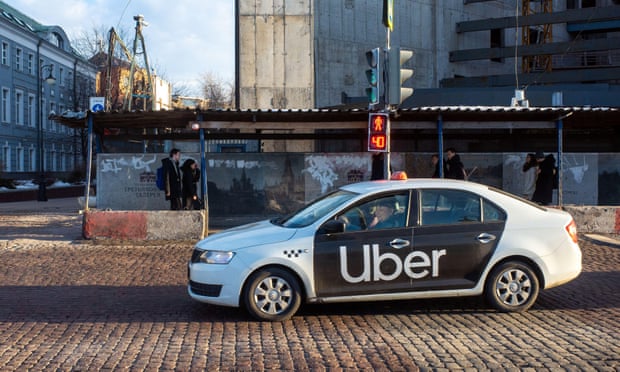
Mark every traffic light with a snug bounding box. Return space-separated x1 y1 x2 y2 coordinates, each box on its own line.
365 48 382 105
388 47 414 106
368 112 389 152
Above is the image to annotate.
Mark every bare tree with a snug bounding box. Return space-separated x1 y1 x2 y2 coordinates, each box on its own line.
200 72 233 109
171 81 194 97
70 25 132 60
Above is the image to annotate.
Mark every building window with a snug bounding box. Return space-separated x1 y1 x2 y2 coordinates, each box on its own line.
59 104 65 132
15 47 22 71
1 87 10 123
582 0 595 7
50 149 57 171
29 147 35 171
59 67 64 86
15 90 23 125
52 32 64 49
28 94 35 127
490 29 504 63
1 42 8 66
60 151 66 171
16 146 24 171
28 53 34 74
2 145 10 171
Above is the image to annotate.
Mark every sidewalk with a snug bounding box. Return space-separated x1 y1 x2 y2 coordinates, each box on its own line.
1 197 618 247
0 197 82 214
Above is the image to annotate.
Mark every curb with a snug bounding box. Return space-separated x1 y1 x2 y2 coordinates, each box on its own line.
582 234 620 249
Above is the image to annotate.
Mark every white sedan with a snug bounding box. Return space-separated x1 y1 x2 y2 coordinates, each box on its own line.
188 179 582 321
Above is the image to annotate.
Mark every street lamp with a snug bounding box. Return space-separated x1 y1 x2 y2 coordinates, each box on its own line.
37 64 56 201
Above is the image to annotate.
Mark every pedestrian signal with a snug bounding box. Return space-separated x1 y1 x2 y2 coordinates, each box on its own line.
368 113 389 152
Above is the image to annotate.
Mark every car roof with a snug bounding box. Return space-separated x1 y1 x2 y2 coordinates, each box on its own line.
340 178 491 195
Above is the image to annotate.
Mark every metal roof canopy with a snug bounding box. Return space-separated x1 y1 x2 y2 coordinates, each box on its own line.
54 106 620 132
53 106 620 212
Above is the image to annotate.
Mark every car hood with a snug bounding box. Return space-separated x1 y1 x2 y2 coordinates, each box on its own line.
195 219 297 250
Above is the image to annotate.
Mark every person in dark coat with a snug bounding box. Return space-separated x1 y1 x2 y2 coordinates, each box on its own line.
162 148 183 210
181 158 200 210
531 151 556 205
371 152 385 180
431 154 440 178
522 153 538 200
444 148 466 180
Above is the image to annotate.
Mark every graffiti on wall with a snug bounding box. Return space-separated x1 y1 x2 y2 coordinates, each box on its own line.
100 155 158 173
304 154 371 194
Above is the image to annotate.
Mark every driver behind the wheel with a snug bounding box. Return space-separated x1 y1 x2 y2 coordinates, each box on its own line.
368 199 399 229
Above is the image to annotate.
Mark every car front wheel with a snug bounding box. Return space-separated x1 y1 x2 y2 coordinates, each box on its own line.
243 267 302 321
485 261 539 312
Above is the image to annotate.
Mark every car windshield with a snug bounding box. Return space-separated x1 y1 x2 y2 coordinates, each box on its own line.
275 190 358 228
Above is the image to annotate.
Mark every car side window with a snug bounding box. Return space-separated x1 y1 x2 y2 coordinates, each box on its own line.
420 189 481 226
336 192 410 231
482 199 506 222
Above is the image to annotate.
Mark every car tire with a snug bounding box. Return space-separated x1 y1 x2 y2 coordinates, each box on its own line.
485 261 539 312
243 267 302 321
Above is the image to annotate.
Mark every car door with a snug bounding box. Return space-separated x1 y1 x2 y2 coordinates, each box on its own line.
412 188 506 291
313 191 415 298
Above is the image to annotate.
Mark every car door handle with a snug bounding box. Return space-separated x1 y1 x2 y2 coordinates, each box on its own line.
389 238 410 249
476 233 496 244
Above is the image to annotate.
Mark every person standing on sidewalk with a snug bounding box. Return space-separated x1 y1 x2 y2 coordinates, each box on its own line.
532 151 555 205
162 148 183 210
181 158 200 210
522 153 538 200
444 148 466 180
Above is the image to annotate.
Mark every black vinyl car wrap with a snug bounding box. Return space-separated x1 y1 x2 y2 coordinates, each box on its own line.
313 222 504 297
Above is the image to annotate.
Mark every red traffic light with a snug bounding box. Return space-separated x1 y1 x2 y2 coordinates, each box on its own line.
368 113 389 152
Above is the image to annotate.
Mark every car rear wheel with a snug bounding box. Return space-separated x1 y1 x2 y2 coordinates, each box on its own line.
243 267 301 321
485 261 539 312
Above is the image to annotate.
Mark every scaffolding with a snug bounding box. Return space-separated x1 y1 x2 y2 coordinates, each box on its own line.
522 0 554 73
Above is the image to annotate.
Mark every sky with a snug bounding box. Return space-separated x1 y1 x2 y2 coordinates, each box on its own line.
5 0 235 95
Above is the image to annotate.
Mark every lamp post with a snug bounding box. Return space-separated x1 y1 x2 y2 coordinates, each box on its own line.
37 64 56 201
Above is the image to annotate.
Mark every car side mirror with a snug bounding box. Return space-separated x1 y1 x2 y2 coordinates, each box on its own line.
318 219 346 235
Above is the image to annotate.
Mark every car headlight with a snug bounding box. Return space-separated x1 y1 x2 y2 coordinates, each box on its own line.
200 250 235 264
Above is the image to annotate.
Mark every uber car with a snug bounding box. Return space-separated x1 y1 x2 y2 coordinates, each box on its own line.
188 179 582 321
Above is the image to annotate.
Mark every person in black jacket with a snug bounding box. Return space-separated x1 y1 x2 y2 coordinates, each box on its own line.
181 158 200 210
162 148 183 210
532 152 556 205
444 148 466 180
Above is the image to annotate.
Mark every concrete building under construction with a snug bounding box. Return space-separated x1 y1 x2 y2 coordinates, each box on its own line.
236 0 620 109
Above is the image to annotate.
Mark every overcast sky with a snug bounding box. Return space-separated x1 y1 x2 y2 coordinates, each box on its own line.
5 0 235 95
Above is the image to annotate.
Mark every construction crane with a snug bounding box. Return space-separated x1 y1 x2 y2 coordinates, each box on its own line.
105 15 154 111
521 0 553 73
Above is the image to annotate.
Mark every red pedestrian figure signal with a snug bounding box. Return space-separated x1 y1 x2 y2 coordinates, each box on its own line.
368 113 389 152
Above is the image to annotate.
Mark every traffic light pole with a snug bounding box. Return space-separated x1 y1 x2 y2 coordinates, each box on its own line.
384 21 391 179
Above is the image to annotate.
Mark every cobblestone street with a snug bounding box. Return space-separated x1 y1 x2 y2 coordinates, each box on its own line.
0 202 619 370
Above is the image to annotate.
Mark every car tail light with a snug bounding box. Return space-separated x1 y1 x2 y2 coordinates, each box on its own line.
565 220 578 243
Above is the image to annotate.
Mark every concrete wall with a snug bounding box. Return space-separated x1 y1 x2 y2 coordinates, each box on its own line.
238 0 314 109
82 210 206 241
237 1 585 109
87 150 620 240
313 0 519 107
564 206 620 234
96 152 620 213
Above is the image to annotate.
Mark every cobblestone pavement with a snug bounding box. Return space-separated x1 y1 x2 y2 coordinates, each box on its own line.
0 209 619 371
